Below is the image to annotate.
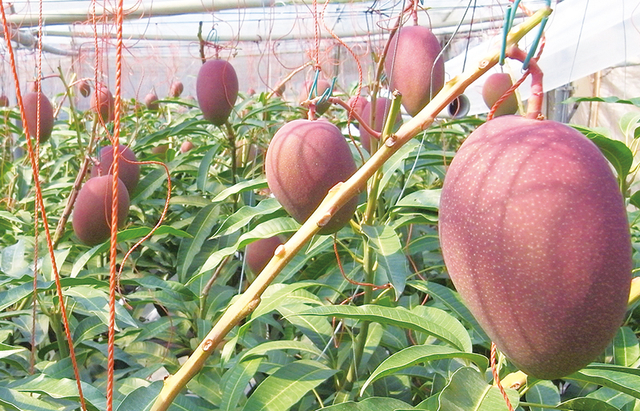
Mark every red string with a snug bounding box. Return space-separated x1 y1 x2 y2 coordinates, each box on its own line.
0 3 87 410
106 0 126 407
491 342 515 411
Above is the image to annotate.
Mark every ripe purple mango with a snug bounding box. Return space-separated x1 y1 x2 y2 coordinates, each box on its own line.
91 84 114 122
245 236 284 275
73 175 130 246
385 25 444 117
482 72 518 117
145 92 160 111
265 119 358 234
439 116 632 380
92 144 140 195
23 91 54 143
359 97 402 153
196 59 239 126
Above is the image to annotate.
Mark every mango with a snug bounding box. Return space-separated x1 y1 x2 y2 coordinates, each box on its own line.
72 175 130 246
92 144 140 195
196 59 239 126
482 73 518 116
265 119 357 234
23 91 54 143
91 84 114 122
439 115 632 380
385 26 444 117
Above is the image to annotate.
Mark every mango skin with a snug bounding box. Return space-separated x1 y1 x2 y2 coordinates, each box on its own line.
482 73 518 117
385 26 444 117
265 119 358 234
92 144 140 195
169 81 184 98
245 236 284 275
359 97 402 153
439 116 632 380
23 92 54 143
196 59 239 126
72 175 130 246
145 92 159 111
91 84 114 122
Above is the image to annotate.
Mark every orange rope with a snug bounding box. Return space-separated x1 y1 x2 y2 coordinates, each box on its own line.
491 342 515 411
0 3 87 410
106 0 126 406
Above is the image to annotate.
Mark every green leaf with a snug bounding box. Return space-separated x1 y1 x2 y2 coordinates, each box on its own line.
300 305 469 352
211 177 268 204
587 386 635 409
220 357 262 411
408 281 489 342
0 386 64 411
362 224 410 296
213 197 282 238
72 225 192 277
361 345 488 394
177 204 220 281
630 191 640 209
194 216 299 283
571 124 633 186
249 282 325 320
525 380 560 411
379 139 419 192
619 113 640 139
241 360 337 411
554 397 621 411
11 375 106 411
278 304 334 352
614 327 640 367
65 286 138 330
394 189 441 211
565 96 640 107
115 380 161 411
197 143 222 192
438 367 519 411
569 364 640 400
319 397 414 411
242 341 325 361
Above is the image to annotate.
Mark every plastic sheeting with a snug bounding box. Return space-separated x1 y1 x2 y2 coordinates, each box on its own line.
445 0 640 116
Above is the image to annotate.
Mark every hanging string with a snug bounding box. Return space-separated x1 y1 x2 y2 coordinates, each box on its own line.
490 342 515 411
106 0 126 406
29 0 45 374
0 2 87 410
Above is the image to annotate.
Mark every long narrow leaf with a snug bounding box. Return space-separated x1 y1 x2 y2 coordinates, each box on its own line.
300 305 469 352
361 345 488 394
241 360 337 411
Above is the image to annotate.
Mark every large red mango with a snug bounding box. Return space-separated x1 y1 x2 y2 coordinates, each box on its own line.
439 115 632 380
73 175 130 246
482 72 518 117
196 59 239 126
385 25 444 117
265 119 357 234
91 144 140 195
23 91 54 143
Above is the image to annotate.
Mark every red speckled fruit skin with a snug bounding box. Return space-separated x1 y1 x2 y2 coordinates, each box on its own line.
265 119 358 234
72 176 130 246
439 116 632 380
359 97 402 153
169 81 184 98
482 73 518 117
91 85 114 122
196 60 239 126
385 26 444 117
145 93 159 111
245 236 284 275
23 92 54 143
92 145 140 195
